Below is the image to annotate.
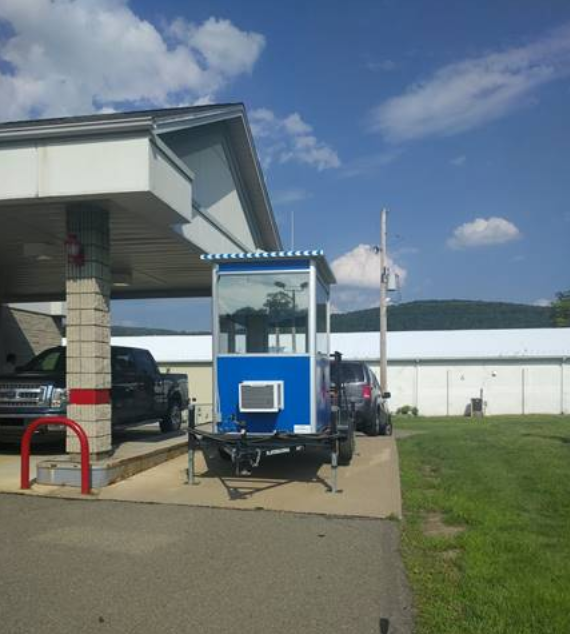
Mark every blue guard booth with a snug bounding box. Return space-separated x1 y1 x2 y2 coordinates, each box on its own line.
188 250 355 487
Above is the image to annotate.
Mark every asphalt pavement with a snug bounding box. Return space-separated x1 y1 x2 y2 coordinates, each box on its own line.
0 494 413 634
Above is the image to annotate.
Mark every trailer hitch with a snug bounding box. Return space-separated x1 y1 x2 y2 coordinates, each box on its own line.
233 427 261 476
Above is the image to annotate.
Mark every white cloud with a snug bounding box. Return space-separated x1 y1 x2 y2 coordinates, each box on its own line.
272 188 311 206
282 113 312 135
168 16 264 79
533 298 552 307
331 244 407 288
249 108 340 171
450 155 467 166
371 26 569 142
0 0 265 120
447 217 521 249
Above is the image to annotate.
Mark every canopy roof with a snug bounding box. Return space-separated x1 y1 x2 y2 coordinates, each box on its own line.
0 104 281 301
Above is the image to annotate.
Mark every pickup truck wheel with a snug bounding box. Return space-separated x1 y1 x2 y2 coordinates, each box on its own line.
160 400 182 433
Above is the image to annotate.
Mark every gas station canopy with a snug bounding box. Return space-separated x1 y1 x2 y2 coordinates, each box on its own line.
0 104 281 301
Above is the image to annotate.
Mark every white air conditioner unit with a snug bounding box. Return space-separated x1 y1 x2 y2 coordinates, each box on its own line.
239 381 284 413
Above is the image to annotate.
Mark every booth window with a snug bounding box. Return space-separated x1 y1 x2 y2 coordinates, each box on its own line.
218 272 309 354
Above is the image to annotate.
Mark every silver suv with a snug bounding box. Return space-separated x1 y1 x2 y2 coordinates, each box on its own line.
331 361 392 436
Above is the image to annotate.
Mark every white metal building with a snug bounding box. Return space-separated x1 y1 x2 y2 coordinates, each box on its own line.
337 329 570 416
112 328 570 418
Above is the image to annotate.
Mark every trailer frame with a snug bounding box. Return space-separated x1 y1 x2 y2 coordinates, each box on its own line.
187 365 355 494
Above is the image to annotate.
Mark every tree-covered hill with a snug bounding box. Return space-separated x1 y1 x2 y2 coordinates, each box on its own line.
331 300 553 332
111 325 209 337
109 299 556 336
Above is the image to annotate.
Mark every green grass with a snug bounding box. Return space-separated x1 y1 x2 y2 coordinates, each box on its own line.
396 415 570 634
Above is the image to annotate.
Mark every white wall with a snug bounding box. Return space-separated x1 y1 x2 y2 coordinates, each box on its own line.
157 362 213 426
152 358 569 419
367 359 570 416
112 330 570 418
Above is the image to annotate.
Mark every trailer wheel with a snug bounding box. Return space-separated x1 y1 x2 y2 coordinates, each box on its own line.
338 419 355 465
160 399 182 433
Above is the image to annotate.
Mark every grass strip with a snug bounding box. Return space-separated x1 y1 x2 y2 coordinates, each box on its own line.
396 415 569 634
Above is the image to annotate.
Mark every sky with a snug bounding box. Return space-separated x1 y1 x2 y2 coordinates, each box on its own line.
0 0 568 331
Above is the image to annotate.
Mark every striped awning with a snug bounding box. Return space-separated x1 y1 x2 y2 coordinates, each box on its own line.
200 250 336 284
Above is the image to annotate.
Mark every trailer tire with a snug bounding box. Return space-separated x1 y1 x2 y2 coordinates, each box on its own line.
338 419 355 465
160 398 182 433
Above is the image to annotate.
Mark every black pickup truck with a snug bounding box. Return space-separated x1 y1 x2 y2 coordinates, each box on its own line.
0 345 189 436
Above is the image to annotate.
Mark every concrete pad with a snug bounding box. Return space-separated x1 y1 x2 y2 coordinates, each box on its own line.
0 423 186 494
36 428 187 487
99 434 403 518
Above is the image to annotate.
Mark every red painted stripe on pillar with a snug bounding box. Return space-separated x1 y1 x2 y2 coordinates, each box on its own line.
69 389 111 405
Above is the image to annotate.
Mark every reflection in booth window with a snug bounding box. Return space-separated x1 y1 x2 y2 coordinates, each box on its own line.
218 273 309 354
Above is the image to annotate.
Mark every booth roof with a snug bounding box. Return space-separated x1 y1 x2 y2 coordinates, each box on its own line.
200 250 336 285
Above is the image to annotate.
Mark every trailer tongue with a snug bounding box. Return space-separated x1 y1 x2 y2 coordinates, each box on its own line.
188 250 355 491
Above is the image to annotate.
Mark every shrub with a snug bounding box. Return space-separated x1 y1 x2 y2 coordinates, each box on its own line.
396 405 419 416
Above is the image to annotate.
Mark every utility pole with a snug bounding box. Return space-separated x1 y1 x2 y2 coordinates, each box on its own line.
379 208 388 394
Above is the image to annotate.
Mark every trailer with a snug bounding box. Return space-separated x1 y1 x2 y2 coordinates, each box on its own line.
188 250 355 492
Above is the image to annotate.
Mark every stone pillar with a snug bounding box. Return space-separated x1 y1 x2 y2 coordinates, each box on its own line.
65 205 112 458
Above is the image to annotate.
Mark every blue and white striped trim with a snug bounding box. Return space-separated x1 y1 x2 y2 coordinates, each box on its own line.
200 249 324 261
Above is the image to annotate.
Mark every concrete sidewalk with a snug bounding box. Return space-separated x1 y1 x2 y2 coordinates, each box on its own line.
98 434 402 518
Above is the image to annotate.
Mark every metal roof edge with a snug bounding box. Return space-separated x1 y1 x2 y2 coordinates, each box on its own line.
151 105 245 133
0 116 155 142
0 104 242 143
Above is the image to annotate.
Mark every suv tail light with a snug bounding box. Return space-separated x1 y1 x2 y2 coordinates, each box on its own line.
362 385 372 400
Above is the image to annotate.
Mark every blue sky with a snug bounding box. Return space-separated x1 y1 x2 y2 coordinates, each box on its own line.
0 0 568 330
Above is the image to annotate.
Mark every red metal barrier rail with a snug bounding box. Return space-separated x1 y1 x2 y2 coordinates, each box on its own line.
21 417 91 495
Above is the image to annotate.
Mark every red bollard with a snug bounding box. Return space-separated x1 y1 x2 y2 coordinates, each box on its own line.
21 417 91 495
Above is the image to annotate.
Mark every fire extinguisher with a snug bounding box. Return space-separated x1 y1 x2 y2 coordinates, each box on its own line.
65 233 85 267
